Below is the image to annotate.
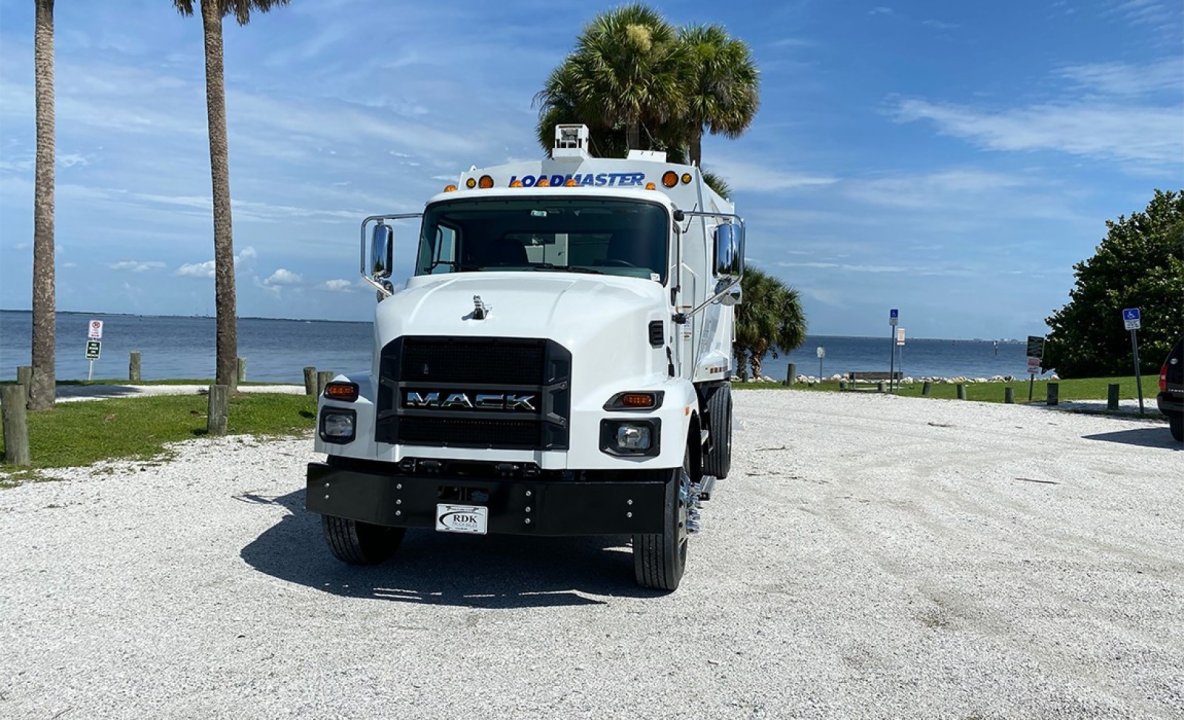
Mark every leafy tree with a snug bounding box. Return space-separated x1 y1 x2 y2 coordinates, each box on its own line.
535 4 685 153
1044 189 1184 378
734 266 806 379
29 0 56 411
677 24 759 168
173 0 289 389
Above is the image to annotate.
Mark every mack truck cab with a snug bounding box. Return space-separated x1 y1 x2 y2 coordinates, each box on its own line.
306 125 744 591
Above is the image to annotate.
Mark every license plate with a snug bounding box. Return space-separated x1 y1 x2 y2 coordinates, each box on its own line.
435 504 488 535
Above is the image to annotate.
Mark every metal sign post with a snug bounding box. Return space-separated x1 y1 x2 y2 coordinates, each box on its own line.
816 346 825 380
86 319 104 382
1026 335 1045 402
896 328 906 388
1123 308 1144 414
888 309 898 391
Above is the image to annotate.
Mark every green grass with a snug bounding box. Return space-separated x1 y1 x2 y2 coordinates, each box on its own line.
735 375 1159 403
1 392 316 474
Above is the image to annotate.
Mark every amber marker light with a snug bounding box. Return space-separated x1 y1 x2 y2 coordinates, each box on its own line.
537 177 551 187
324 382 359 402
479 175 494 189
510 180 524 187
620 393 656 408
645 182 657 190
465 178 477 189
681 173 693 184
444 184 458 192
565 178 579 187
661 171 678 188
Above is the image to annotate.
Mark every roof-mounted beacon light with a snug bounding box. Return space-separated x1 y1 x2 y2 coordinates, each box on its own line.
553 124 590 160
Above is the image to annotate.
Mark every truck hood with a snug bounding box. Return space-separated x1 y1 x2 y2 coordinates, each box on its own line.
377 272 664 343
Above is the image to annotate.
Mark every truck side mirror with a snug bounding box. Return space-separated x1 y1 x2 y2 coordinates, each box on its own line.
713 222 744 280
370 223 394 279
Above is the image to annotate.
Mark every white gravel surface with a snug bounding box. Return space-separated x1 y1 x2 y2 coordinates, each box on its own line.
1 391 1181 719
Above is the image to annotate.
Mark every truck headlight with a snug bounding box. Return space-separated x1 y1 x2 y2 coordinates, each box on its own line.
600 419 661 457
319 408 356 444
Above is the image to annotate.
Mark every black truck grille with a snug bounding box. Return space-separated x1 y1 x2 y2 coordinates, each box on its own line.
376 336 571 450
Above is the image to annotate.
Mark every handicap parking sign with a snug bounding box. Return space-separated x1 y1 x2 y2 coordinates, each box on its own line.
1122 307 1141 331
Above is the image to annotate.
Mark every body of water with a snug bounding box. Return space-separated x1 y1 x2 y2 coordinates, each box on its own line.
1 310 1035 382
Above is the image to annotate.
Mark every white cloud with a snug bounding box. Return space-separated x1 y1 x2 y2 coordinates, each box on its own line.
320 278 355 292
707 159 837 193
264 268 303 286
1056 59 1182 96
175 260 215 278
109 260 165 272
893 97 1183 167
58 153 91 168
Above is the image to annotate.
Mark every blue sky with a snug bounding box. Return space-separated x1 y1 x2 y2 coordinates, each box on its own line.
0 0 1180 338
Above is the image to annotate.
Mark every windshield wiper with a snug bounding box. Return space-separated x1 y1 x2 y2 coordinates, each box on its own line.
531 263 604 275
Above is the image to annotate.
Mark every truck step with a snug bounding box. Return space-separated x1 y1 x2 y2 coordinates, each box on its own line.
697 474 717 501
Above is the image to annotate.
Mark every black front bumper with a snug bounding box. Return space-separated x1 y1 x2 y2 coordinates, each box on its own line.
306 461 671 536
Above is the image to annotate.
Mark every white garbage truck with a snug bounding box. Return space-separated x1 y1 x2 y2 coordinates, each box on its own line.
307 124 744 590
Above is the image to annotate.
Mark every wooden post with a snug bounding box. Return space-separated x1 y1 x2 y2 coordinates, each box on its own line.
303 366 317 395
1 385 31 466
16 365 33 407
129 352 142 382
316 371 333 396
207 384 229 436
236 357 247 385
1004 387 1015 404
922 381 932 397
1047 382 1059 406
785 363 796 386
1107 383 1120 410
956 383 967 400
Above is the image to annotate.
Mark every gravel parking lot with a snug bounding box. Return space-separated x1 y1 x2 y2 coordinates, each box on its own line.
1 391 1180 719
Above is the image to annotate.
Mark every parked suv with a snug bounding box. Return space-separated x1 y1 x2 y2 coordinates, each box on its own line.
1158 336 1183 442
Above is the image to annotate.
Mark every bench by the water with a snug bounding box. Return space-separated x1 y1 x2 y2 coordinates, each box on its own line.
846 371 902 383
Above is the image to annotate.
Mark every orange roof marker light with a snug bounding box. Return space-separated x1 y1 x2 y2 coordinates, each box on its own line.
465 178 477 189
478 175 495 189
645 182 657 190
537 177 551 187
510 180 524 188
443 184 458 193
564 178 579 187
661 171 678 188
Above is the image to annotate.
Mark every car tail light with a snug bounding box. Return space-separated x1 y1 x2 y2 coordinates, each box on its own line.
1161 361 1169 393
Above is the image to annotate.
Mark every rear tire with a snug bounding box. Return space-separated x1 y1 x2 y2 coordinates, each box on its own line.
322 515 405 565
633 449 691 591
703 384 732 479
1170 414 1183 442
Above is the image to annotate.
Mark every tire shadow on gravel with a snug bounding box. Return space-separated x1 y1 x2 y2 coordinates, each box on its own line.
239 489 659 608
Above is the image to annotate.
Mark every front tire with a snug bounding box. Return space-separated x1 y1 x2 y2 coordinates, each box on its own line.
1170 414 1183 442
633 450 691 591
703 384 732 479
322 515 405 565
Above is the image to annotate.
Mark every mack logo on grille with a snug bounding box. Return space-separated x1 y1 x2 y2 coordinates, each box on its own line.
404 391 537 412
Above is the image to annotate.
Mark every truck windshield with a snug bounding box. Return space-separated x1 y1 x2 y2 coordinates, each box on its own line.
414 197 670 282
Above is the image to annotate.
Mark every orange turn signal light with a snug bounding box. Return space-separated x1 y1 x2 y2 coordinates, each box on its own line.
324 382 359 402
620 393 656 408
661 171 678 188
479 175 494 189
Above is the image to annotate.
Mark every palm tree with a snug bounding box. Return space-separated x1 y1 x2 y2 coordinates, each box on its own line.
734 267 806 379
173 0 289 389
29 0 56 411
678 24 759 168
535 3 686 153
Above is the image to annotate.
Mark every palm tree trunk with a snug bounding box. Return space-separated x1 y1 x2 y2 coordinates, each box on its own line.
626 120 640 151
750 352 764 380
200 0 238 390
29 0 55 411
689 126 703 168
